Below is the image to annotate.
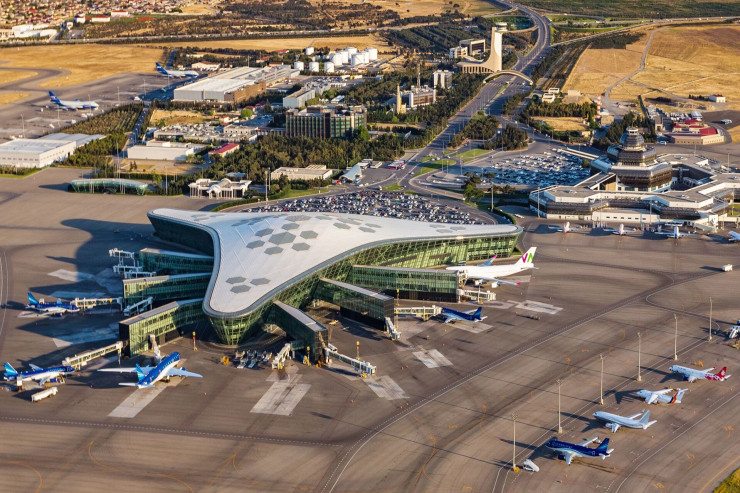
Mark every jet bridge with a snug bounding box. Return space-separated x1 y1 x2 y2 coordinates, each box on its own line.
324 344 376 376
394 305 442 318
62 341 124 369
384 317 401 341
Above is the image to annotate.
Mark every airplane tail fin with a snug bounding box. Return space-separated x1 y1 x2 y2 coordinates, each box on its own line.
639 410 655 427
156 62 167 73
718 367 728 378
3 362 17 375
481 254 497 266
48 91 60 103
473 307 482 319
27 292 39 305
673 388 687 404
515 247 536 267
135 364 146 380
596 438 610 453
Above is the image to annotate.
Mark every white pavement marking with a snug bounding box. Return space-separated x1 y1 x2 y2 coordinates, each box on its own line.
504 275 531 284
486 301 515 310
453 321 491 334
52 324 118 347
413 348 453 368
85 355 118 371
108 378 183 418
511 299 563 315
48 269 94 283
251 382 311 416
365 375 408 400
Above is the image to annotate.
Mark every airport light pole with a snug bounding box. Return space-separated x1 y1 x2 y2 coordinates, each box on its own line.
709 297 713 342
599 353 604 405
511 410 519 472
556 379 562 434
637 332 642 382
674 314 678 361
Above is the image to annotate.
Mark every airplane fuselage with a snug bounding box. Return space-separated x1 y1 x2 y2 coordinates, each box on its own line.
138 353 181 388
4 365 75 382
545 439 609 461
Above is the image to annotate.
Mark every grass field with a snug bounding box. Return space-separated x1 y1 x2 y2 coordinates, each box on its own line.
383 183 403 191
142 34 391 53
715 467 740 493
313 0 498 18
0 45 164 88
0 70 36 86
563 32 649 95
179 2 220 14
514 0 739 18
536 117 588 131
0 92 29 105
151 109 209 126
458 148 489 159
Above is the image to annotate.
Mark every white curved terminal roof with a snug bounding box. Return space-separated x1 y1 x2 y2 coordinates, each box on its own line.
148 208 520 318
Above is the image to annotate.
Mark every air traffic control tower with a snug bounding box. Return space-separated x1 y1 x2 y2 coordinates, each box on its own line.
116 209 521 360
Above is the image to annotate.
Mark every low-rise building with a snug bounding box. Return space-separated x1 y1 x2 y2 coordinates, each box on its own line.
449 46 468 59
189 178 251 199
460 38 486 55
208 143 240 158
432 70 453 89
127 141 203 161
270 165 333 182
191 62 221 71
709 94 726 103
283 87 316 109
0 133 102 168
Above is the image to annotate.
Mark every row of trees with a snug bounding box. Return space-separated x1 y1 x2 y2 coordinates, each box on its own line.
449 111 500 147
520 97 598 119
61 104 142 135
482 125 529 151
593 111 656 149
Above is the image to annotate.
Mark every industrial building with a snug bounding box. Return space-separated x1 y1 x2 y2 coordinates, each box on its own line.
0 133 103 168
127 141 204 161
530 127 740 227
173 65 293 103
283 87 316 109
270 165 333 182
401 86 436 108
285 105 367 139
116 209 520 358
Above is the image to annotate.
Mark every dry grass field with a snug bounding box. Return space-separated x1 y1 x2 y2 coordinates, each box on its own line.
0 45 165 88
536 116 588 131
0 92 29 105
563 33 648 95
151 109 209 126
179 2 220 14
142 34 391 53
310 0 497 18
0 70 36 86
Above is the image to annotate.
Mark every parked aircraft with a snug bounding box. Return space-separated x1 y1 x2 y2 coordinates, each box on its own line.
549 221 581 233
445 247 536 286
636 388 687 405
440 306 486 323
593 409 657 433
26 292 80 315
545 436 613 465
656 226 695 239
98 351 202 388
669 364 730 382
156 62 199 77
48 91 99 110
3 362 75 386
728 231 740 242
604 224 640 236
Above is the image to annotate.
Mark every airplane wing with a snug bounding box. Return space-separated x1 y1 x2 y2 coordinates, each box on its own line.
547 226 564 231
646 393 658 405
98 366 154 374
687 375 697 383
626 412 643 420
729 232 740 242
467 275 520 286
165 367 203 378
29 363 43 371
564 451 575 465
39 376 52 386
578 437 599 447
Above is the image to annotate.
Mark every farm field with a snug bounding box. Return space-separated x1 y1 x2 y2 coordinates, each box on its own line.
0 45 164 88
0 92 28 105
535 116 588 131
141 34 391 53
0 70 36 86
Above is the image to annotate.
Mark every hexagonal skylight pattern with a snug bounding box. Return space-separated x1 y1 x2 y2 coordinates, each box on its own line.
300 230 318 239
251 278 270 285
246 240 265 249
337 217 362 225
292 243 310 251
255 228 274 237
359 226 375 233
286 215 311 222
333 222 351 230
226 276 246 284
264 246 283 255
231 285 251 293
269 232 296 245
282 223 299 231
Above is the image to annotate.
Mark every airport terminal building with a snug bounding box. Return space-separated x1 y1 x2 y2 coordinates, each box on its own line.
119 209 521 357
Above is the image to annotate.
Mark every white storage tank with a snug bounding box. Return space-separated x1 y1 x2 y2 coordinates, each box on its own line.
346 46 358 55
339 50 349 65
362 52 370 63
366 47 378 61
324 62 335 73
351 53 364 66
330 53 344 66
305 46 314 56
308 61 320 72
293 61 305 71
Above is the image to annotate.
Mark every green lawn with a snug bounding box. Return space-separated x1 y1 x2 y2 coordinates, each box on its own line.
414 161 448 177
384 183 403 191
420 156 434 163
458 148 489 159
715 467 740 493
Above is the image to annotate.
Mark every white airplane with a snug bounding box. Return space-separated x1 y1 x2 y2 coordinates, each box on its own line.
636 388 687 405
98 352 201 388
156 62 198 78
593 409 657 433
4 362 76 386
603 224 640 236
656 226 695 239
669 364 730 383
446 247 536 286
545 436 613 465
549 221 581 233
728 231 740 242
49 91 99 110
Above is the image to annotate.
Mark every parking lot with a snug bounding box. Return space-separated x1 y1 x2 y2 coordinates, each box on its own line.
253 190 481 223
485 149 589 186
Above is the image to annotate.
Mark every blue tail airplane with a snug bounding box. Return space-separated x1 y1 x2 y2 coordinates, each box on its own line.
440 306 486 323
4 362 76 386
26 292 80 315
545 436 613 465
98 351 202 388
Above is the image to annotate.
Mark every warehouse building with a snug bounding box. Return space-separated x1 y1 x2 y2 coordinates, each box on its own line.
0 132 103 168
283 87 316 109
270 165 333 182
174 65 292 103
127 141 204 161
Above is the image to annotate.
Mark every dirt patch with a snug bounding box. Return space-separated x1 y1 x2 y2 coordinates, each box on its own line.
140 34 392 53
150 109 210 126
0 92 29 105
536 116 588 131
0 70 37 86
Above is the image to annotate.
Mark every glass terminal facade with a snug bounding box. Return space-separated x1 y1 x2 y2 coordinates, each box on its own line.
123 273 211 305
348 265 460 302
314 278 394 329
269 301 329 362
69 178 150 195
119 298 206 356
138 248 214 274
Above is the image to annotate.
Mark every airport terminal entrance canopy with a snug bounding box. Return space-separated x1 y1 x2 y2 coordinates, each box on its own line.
148 209 520 320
